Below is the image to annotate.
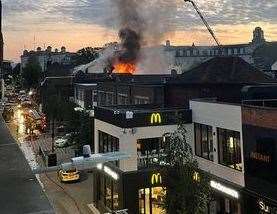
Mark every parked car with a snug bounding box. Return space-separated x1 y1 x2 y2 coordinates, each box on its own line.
58 168 80 182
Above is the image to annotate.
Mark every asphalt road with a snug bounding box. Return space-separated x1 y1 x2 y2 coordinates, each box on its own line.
39 171 95 214
0 117 54 214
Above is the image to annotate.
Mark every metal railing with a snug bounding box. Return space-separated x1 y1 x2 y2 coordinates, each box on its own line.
137 151 166 168
242 99 277 108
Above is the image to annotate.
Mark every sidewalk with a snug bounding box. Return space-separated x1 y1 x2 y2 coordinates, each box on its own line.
34 134 75 165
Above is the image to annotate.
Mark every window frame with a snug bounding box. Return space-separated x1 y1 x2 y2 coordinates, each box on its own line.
217 128 242 171
194 123 214 161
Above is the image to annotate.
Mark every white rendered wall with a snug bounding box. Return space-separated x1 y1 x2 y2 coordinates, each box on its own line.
94 119 193 172
189 100 245 187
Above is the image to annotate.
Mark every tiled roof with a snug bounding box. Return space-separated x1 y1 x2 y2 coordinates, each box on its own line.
177 57 273 83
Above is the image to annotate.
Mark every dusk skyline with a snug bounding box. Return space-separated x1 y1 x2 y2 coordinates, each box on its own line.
3 0 277 62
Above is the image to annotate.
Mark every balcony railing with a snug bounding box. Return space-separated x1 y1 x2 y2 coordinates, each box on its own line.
137 150 167 168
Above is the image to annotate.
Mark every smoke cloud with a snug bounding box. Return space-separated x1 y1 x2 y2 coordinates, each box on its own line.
110 0 178 74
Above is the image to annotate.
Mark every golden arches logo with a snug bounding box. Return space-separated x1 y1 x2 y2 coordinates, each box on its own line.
150 113 162 124
151 173 162 185
193 171 200 182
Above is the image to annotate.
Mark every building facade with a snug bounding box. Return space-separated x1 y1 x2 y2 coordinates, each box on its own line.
90 97 277 214
91 106 192 214
21 46 75 72
165 27 277 73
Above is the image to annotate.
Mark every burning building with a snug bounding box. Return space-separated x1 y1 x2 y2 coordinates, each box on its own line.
112 28 142 74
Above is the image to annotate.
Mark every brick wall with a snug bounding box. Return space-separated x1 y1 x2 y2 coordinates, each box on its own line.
242 106 277 129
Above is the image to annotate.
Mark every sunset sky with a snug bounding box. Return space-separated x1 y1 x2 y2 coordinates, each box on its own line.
2 0 277 62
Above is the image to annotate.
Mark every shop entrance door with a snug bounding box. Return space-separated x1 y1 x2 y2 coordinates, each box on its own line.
139 187 166 214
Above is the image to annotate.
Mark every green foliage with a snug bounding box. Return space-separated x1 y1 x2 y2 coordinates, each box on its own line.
12 63 21 77
22 57 42 89
73 47 100 66
160 125 211 214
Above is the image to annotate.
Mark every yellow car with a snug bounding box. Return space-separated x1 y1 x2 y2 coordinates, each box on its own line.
58 168 80 182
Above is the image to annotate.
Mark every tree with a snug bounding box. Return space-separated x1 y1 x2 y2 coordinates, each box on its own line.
22 57 42 89
11 63 22 87
72 47 100 66
160 125 211 214
78 111 92 150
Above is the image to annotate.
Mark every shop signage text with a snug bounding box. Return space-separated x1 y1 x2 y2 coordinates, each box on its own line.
151 173 162 185
259 200 277 214
210 180 239 199
250 152 271 163
150 113 162 125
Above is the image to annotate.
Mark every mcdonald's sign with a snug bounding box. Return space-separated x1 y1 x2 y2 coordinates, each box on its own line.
150 113 162 124
151 173 162 185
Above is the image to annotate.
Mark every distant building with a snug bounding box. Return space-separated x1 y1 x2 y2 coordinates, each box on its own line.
72 43 118 75
21 46 76 72
2 60 12 78
165 27 277 73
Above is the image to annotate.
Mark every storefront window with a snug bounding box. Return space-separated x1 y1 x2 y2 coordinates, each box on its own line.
217 128 242 171
139 187 166 214
208 195 241 214
113 182 119 210
99 131 119 153
195 123 214 161
99 176 120 212
139 189 146 214
152 187 166 214
106 178 112 210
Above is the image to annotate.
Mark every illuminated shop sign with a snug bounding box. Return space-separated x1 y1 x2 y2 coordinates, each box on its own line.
250 152 271 163
258 200 277 214
210 181 239 199
150 113 162 124
97 164 119 180
151 173 162 185
193 171 200 182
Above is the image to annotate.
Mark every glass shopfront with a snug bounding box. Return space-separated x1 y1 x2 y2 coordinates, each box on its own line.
98 175 119 212
208 195 241 214
139 187 166 214
99 131 119 153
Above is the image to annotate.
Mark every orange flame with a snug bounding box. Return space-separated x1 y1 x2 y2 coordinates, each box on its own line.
114 62 136 74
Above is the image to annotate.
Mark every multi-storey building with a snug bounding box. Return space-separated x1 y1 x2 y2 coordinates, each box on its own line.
165 27 277 73
89 91 277 214
70 57 277 213
21 46 75 72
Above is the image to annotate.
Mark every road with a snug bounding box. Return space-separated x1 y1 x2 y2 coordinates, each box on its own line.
39 170 95 214
0 117 54 214
7 109 96 214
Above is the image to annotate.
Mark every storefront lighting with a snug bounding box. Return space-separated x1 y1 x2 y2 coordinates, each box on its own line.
96 163 103 170
210 180 239 199
229 137 234 149
104 166 119 180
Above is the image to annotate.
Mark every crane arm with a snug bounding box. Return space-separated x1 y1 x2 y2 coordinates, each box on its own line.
184 0 221 46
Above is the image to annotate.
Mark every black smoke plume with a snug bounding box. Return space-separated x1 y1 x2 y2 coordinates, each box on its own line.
118 28 141 63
